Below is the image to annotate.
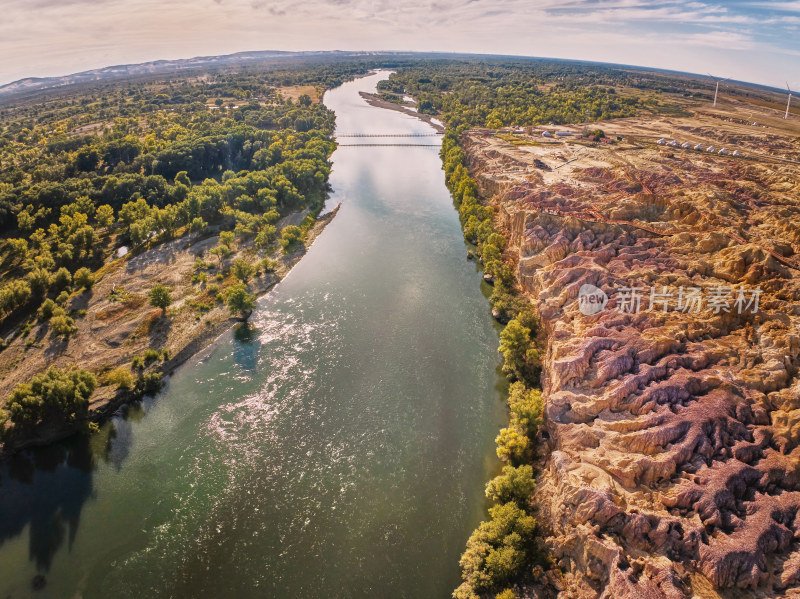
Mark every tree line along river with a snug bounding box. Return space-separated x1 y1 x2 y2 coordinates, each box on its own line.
0 70 506 599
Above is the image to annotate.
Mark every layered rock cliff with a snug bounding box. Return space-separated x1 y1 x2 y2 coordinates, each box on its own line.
462 114 800 598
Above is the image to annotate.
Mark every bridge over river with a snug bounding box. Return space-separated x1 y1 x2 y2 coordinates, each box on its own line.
335 131 444 147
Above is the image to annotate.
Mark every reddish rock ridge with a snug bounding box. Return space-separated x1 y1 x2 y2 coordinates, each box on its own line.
462 114 800 598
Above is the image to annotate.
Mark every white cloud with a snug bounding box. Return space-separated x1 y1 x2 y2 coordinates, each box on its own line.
0 0 797 87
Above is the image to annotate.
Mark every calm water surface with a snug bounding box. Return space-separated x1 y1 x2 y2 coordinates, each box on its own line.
0 71 506 598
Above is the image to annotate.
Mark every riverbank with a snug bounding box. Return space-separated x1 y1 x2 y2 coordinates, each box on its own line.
0 70 507 599
358 91 445 133
0 206 339 455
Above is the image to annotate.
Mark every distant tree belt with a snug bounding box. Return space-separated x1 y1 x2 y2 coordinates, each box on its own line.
379 59 658 128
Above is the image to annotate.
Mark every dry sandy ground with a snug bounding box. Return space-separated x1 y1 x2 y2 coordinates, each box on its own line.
0 208 338 447
278 85 321 104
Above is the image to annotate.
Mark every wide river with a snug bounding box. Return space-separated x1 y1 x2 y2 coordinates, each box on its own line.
0 71 506 598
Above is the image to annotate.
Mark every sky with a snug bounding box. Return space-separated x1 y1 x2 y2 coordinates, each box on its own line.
1 0 799 88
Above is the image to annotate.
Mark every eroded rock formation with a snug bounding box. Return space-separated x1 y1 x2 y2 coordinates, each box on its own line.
463 111 800 598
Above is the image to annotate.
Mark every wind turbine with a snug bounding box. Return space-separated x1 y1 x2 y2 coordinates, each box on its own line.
708 73 730 108
785 82 793 119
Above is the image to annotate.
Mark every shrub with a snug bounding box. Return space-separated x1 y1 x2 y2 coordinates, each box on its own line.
257 258 279 274
7 367 97 429
135 372 163 396
193 257 214 271
143 349 161 363
50 308 77 336
279 225 303 253
56 290 70 305
104 367 134 390
131 355 145 370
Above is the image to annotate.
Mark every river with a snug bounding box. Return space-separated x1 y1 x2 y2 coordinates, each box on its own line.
0 71 506 598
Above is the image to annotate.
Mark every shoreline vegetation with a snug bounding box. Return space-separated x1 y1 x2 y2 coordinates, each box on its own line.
0 64 370 455
376 60 658 598
370 66 554 598
441 126 550 599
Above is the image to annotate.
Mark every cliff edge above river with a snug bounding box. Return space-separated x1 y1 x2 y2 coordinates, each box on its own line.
463 102 800 598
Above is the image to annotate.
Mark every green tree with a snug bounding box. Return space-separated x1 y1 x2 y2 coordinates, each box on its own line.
73 267 95 290
495 427 529 464
226 283 255 319
220 230 235 248
96 204 115 228
486 465 535 506
190 217 207 233
174 170 191 187
38 298 57 320
149 282 172 314
455 502 537 597
7 367 97 429
52 267 72 292
498 319 532 382
7 238 28 259
231 258 254 283
508 383 543 438
254 224 277 248
209 244 231 269
27 267 52 296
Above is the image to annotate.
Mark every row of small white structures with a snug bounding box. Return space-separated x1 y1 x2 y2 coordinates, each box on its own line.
657 138 741 157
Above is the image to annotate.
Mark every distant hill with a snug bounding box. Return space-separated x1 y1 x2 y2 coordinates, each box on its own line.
0 49 786 104
0 50 371 100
